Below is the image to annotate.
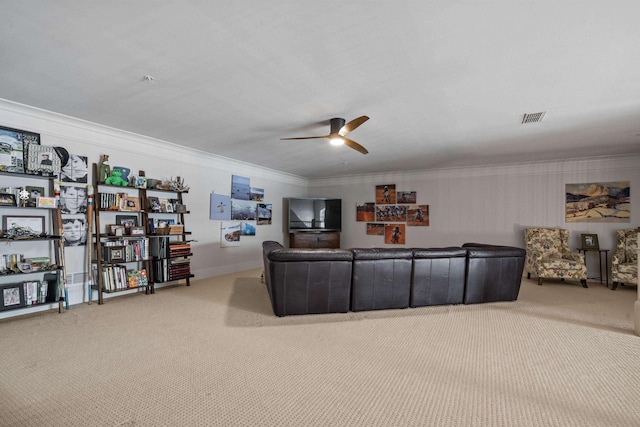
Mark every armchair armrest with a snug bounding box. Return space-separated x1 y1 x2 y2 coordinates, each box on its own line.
563 251 584 263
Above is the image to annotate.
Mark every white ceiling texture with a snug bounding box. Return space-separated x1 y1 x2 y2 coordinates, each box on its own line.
1 1 639 178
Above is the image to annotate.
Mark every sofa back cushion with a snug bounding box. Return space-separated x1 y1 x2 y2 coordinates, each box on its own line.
410 247 467 307
351 248 413 311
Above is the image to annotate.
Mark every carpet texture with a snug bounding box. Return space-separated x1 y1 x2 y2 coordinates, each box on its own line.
0 269 638 427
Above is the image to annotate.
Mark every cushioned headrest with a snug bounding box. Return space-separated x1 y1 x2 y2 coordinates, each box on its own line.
412 247 467 258
351 248 413 260
269 249 353 262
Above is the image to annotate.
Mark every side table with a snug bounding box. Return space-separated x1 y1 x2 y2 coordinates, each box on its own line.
577 248 609 286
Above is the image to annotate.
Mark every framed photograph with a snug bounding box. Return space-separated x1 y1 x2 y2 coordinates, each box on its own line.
0 125 40 174
25 186 45 207
109 224 126 236
130 226 145 236
175 204 187 214
581 234 600 250
37 196 56 208
115 214 138 228
122 196 140 212
104 246 125 262
147 197 163 212
134 176 147 189
0 193 17 206
3 215 45 234
1 283 25 311
26 144 61 175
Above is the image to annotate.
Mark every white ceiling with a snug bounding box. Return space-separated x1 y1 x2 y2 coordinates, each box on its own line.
1 1 640 178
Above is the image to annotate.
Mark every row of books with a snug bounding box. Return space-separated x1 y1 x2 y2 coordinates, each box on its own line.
98 192 141 211
152 259 191 282
169 242 191 257
98 265 149 292
102 238 150 262
23 280 49 305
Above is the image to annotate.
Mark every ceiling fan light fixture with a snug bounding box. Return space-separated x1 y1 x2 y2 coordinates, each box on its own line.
330 137 344 146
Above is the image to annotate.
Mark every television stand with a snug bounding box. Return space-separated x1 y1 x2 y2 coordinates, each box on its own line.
289 231 340 249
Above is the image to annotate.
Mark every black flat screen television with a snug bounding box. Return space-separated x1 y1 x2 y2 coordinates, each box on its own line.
287 197 342 232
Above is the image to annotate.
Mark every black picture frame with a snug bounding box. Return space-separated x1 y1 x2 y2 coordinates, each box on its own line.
25 186 45 207
0 193 17 206
0 125 40 174
581 233 600 250
1 283 25 311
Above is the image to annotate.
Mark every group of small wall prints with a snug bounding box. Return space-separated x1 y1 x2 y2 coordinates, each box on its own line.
212 175 273 248
356 184 429 244
565 181 630 223
59 154 89 247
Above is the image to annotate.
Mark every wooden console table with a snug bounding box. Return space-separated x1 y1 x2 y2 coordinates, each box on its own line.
289 231 340 248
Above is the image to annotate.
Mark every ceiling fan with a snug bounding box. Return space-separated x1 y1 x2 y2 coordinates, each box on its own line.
281 116 370 154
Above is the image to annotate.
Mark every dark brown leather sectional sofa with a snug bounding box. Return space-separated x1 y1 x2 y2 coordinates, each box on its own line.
262 241 525 317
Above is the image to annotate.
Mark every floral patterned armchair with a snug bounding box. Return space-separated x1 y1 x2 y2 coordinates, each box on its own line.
611 228 639 290
524 228 587 288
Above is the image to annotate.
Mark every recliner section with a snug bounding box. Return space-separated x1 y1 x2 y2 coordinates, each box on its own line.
262 241 525 317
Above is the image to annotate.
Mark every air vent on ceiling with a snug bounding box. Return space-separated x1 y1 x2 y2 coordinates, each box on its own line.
522 111 546 124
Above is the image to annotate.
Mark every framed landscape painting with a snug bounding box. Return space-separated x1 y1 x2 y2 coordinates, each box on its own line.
565 181 630 223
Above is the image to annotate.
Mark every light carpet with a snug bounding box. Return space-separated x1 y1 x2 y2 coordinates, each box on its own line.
0 269 638 427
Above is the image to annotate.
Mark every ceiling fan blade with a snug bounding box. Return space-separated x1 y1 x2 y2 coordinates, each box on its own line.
280 135 329 140
339 116 370 136
343 137 369 154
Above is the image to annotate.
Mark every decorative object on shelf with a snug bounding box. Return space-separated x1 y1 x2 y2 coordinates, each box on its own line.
168 176 189 192
18 188 30 207
97 154 110 183
105 168 129 186
175 204 187 214
580 233 599 250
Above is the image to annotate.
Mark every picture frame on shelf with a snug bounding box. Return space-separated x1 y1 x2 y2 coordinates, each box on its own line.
122 196 140 212
115 214 138 228
2 215 45 234
109 224 126 236
134 176 147 189
581 234 600 250
175 204 187 214
129 226 145 236
1 283 25 311
147 197 163 212
0 193 17 206
25 186 45 207
37 196 56 208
